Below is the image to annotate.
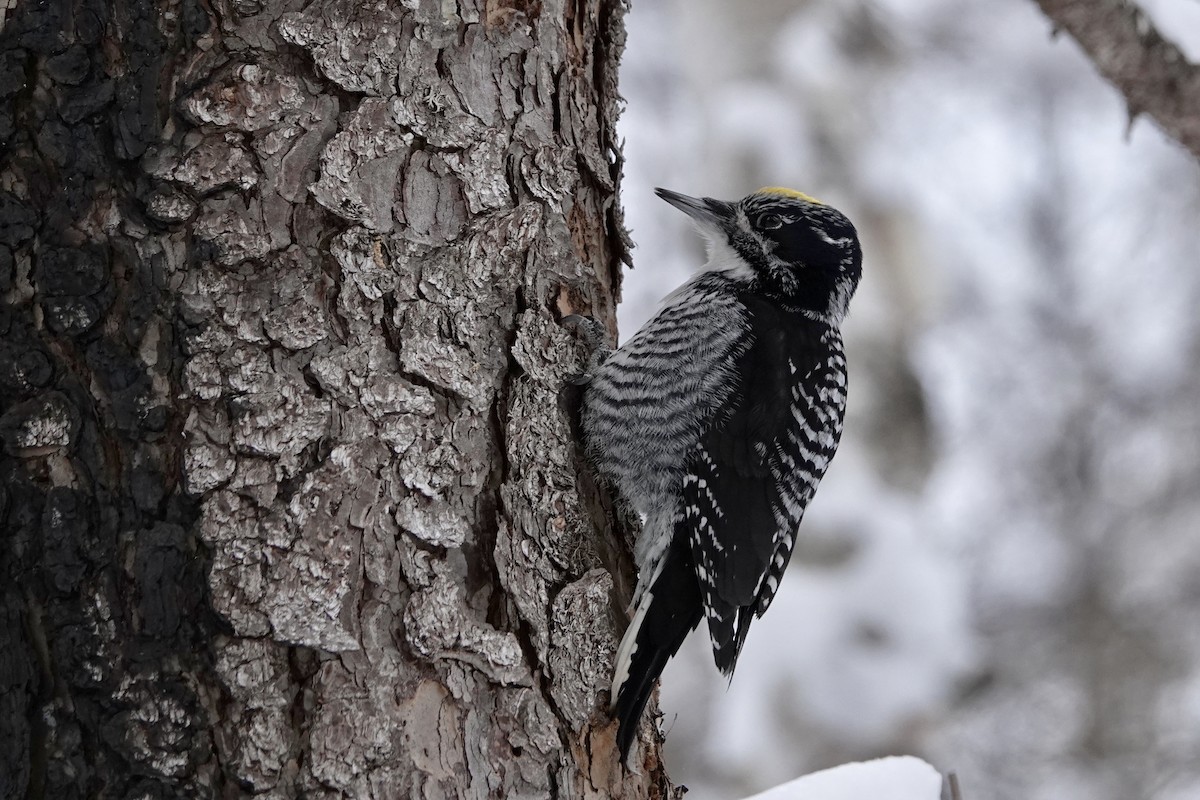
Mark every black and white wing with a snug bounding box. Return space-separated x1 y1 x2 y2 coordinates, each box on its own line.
685 297 848 674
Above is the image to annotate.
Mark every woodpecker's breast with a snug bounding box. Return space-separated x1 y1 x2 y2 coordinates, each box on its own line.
579 273 749 518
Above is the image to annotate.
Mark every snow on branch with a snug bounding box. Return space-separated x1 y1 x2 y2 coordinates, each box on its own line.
1033 0 1200 160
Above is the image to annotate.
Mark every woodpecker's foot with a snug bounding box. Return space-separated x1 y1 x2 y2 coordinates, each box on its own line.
562 314 610 384
562 314 607 349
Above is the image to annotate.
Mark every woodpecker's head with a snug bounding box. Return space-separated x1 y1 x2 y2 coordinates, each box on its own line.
657 186 862 324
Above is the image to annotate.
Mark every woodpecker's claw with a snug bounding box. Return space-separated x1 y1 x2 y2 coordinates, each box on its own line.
562 314 608 349
562 314 611 385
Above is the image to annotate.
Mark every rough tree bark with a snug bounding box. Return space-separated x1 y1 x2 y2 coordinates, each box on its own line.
0 0 675 797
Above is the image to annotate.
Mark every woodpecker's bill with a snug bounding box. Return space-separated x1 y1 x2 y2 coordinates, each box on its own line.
578 186 862 760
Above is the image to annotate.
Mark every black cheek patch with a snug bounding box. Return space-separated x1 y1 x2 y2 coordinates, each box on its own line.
731 233 770 271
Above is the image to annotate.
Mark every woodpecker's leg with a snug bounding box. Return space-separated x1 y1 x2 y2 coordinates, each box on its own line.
561 314 610 385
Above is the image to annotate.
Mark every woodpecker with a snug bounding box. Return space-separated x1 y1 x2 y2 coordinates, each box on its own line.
577 186 863 760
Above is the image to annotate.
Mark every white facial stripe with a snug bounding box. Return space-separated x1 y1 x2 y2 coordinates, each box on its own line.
815 228 853 246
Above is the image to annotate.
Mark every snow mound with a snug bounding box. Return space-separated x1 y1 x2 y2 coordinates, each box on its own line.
741 756 943 800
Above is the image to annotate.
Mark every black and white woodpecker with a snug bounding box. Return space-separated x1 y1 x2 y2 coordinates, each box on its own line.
576 186 863 760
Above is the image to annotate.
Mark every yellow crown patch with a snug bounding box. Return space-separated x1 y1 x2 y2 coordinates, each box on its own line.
756 186 824 205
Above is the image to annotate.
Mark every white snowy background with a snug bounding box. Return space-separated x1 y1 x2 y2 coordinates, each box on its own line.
616 1 1200 799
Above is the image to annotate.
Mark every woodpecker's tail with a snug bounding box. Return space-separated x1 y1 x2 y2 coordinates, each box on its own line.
611 536 703 762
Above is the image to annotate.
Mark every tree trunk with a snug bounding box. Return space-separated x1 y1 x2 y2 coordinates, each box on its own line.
0 0 673 797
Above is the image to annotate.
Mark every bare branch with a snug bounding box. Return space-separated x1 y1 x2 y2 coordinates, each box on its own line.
1033 0 1200 160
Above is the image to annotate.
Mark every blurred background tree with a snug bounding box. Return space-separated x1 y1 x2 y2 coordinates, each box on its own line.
618 1 1200 798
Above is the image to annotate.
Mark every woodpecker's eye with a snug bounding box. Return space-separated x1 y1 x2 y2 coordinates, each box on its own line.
757 213 783 230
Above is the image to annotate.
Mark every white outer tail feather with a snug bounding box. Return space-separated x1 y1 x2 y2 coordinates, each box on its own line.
609 555 668 709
